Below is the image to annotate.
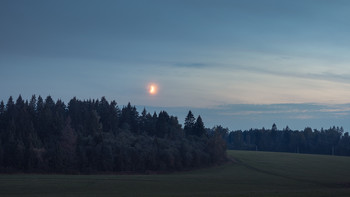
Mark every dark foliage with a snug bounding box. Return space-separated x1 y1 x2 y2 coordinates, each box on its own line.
225 123 350 156
0 95 226 173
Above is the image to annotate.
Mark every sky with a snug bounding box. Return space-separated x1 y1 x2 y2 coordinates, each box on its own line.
1 0 350 131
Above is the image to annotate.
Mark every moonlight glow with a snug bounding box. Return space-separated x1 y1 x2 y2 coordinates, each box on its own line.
148 84 158 95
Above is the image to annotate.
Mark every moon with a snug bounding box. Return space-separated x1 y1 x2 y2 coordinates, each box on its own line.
148 84 158 95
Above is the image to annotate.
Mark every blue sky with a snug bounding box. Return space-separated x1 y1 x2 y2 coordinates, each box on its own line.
1 0 350 131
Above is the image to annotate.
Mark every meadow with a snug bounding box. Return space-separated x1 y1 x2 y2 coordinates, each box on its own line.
1 150 350 197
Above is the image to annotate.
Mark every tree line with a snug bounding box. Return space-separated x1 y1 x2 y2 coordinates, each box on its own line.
224 123 350 156
0 95 227 173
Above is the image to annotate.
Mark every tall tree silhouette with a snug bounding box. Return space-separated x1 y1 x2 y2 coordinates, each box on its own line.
184 110 195 136
194 115 205 137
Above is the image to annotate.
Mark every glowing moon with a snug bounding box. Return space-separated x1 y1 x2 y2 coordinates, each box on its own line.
148 84 158 95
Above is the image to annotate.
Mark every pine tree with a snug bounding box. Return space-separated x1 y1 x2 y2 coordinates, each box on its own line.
156 111 170 137
194 115 205 137
272 123 277 131
28 95 37 117
0 101 4 128
109 100 120 133
140 108 147 133
6 96 14 111
36 96 44 113
184 110 195 136
0 101 4 114
120 103 139 133
15 95 25 109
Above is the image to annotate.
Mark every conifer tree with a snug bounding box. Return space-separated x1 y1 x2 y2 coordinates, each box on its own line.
0 101 4 115
184 110 195 136
6 96 14 112
194 115 205 137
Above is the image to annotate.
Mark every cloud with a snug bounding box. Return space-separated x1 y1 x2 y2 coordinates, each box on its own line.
172 62 208 68
216 103 350 117
291 115 315 120
211 49 350 86
307 72 350 84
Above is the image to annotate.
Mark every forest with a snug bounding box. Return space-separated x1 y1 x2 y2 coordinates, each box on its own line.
0 95 226 173
224 123 350 156
1 95 350 174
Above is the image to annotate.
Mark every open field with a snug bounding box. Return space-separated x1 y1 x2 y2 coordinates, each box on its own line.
1 150 350 197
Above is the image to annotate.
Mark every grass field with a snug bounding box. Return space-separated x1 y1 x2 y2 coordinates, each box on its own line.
1 150 350 197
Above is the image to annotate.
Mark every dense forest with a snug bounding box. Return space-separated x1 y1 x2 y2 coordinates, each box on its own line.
2 95 350 174
0 95 227 173
224 123 350 156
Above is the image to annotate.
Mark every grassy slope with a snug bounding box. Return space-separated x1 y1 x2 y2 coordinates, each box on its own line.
1 150 350 197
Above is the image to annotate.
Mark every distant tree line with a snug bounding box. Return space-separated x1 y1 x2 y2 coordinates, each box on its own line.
0 95 227 173
224 123 350 156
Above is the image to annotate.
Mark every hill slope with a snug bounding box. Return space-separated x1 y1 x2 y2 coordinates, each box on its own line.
1 150 350 197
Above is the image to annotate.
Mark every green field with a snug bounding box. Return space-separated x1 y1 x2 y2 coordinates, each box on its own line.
1 150 350 197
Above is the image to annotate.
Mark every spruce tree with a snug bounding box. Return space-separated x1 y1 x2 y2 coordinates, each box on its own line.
194 115 205 137
6 96 14 111
0 101 4 114
184 110 195 136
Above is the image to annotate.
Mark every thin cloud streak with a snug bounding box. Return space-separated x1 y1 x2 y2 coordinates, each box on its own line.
172 62 208 68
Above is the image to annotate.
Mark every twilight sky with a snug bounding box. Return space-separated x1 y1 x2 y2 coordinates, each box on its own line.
1 0 350 131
